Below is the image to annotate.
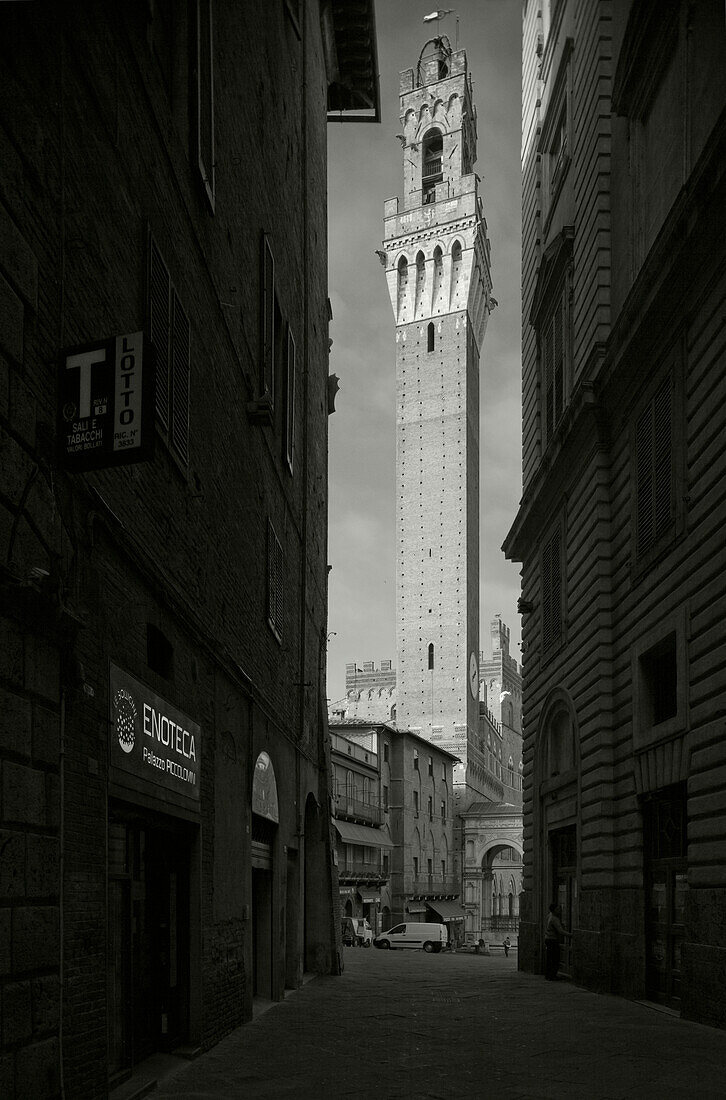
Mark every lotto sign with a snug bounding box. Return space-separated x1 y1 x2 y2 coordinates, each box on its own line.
109 663 200 802
58 331 154 470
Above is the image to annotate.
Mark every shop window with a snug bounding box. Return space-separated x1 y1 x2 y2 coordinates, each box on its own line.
147 624 174 679
148 235 191 466
267 519 284 642
193 0 215 211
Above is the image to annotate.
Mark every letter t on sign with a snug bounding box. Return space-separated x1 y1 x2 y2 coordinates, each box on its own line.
66 347 107 419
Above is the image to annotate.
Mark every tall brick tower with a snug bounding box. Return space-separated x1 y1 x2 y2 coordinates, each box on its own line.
382 36 493 812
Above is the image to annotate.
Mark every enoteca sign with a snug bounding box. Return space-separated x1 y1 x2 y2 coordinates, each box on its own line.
58 331 154 470
109 663 200 802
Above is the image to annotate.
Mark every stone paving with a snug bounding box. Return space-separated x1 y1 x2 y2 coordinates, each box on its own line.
152 948 726 1099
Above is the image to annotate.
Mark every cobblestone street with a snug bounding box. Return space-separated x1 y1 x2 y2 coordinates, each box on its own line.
150 949 726 1099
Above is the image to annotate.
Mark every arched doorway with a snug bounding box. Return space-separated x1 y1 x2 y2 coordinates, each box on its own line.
534 689 580 977
303 792 331 974
251 751 279 1000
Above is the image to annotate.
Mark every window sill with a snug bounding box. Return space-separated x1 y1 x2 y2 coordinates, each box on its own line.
247 392 274 426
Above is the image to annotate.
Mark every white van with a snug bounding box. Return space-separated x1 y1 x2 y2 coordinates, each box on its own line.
373 922 448 953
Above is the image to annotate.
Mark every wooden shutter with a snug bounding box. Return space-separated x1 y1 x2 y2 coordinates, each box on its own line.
195 0 215 210
636 375 671 556
553 293 564 426
267 520 284 640
171 293 190 464
542 526 562 651
285 327 295 474
544 320 554 442
261 235 275 400
653 378 672 539
149 239 170 430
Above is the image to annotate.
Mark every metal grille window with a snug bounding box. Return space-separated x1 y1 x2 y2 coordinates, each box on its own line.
267 520 284 642
149 236 191 465
541 525 563 651
636 376 672 557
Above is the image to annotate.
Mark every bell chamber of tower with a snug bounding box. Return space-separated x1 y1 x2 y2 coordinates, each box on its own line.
381 36 493 808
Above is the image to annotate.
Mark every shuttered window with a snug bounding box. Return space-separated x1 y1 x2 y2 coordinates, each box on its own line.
148 235 191 465
285 327 295 474
194 0 215 211
542 288 566 446
636 376 672 557
171 293 190 465
541 526 563 652
261 235 275 402
150 240 171 431
267 520 284 642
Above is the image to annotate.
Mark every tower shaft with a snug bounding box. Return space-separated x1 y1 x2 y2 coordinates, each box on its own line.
382 37 492 804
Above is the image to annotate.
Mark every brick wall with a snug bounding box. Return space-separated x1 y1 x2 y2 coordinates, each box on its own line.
0 0 338 1092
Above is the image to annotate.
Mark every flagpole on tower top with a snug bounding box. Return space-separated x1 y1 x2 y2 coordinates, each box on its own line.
422 8 459 49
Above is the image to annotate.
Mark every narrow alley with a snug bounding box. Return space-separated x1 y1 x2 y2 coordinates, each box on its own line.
148 950 726 1100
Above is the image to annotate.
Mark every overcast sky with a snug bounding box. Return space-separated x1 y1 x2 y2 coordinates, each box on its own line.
326 0 522 704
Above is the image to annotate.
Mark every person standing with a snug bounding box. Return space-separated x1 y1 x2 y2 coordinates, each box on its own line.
544 903 570 980
503 936 511 957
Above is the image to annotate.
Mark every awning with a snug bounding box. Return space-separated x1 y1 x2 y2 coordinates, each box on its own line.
333 820 394 849
406 903 427 914
359 890 380 904
426 899 466 922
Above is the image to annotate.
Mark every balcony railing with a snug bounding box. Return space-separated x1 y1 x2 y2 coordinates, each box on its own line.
334 794 383 825
338 862 387 881
409 876 459 895
481 916 519 932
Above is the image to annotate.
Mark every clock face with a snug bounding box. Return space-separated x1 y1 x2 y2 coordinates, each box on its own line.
469 652 478 700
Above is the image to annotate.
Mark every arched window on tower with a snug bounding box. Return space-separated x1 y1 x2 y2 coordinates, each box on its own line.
422 129 443 205
427 322 435 352
451 239 463 305
428 642 435 669
415 251 426 316
397 255 409 318
432 246 444 312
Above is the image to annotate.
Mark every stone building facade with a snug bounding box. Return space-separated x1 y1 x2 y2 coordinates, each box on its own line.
0 1 378 1094
330 721 461 940
330 729 393 935
506 0 726 1026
